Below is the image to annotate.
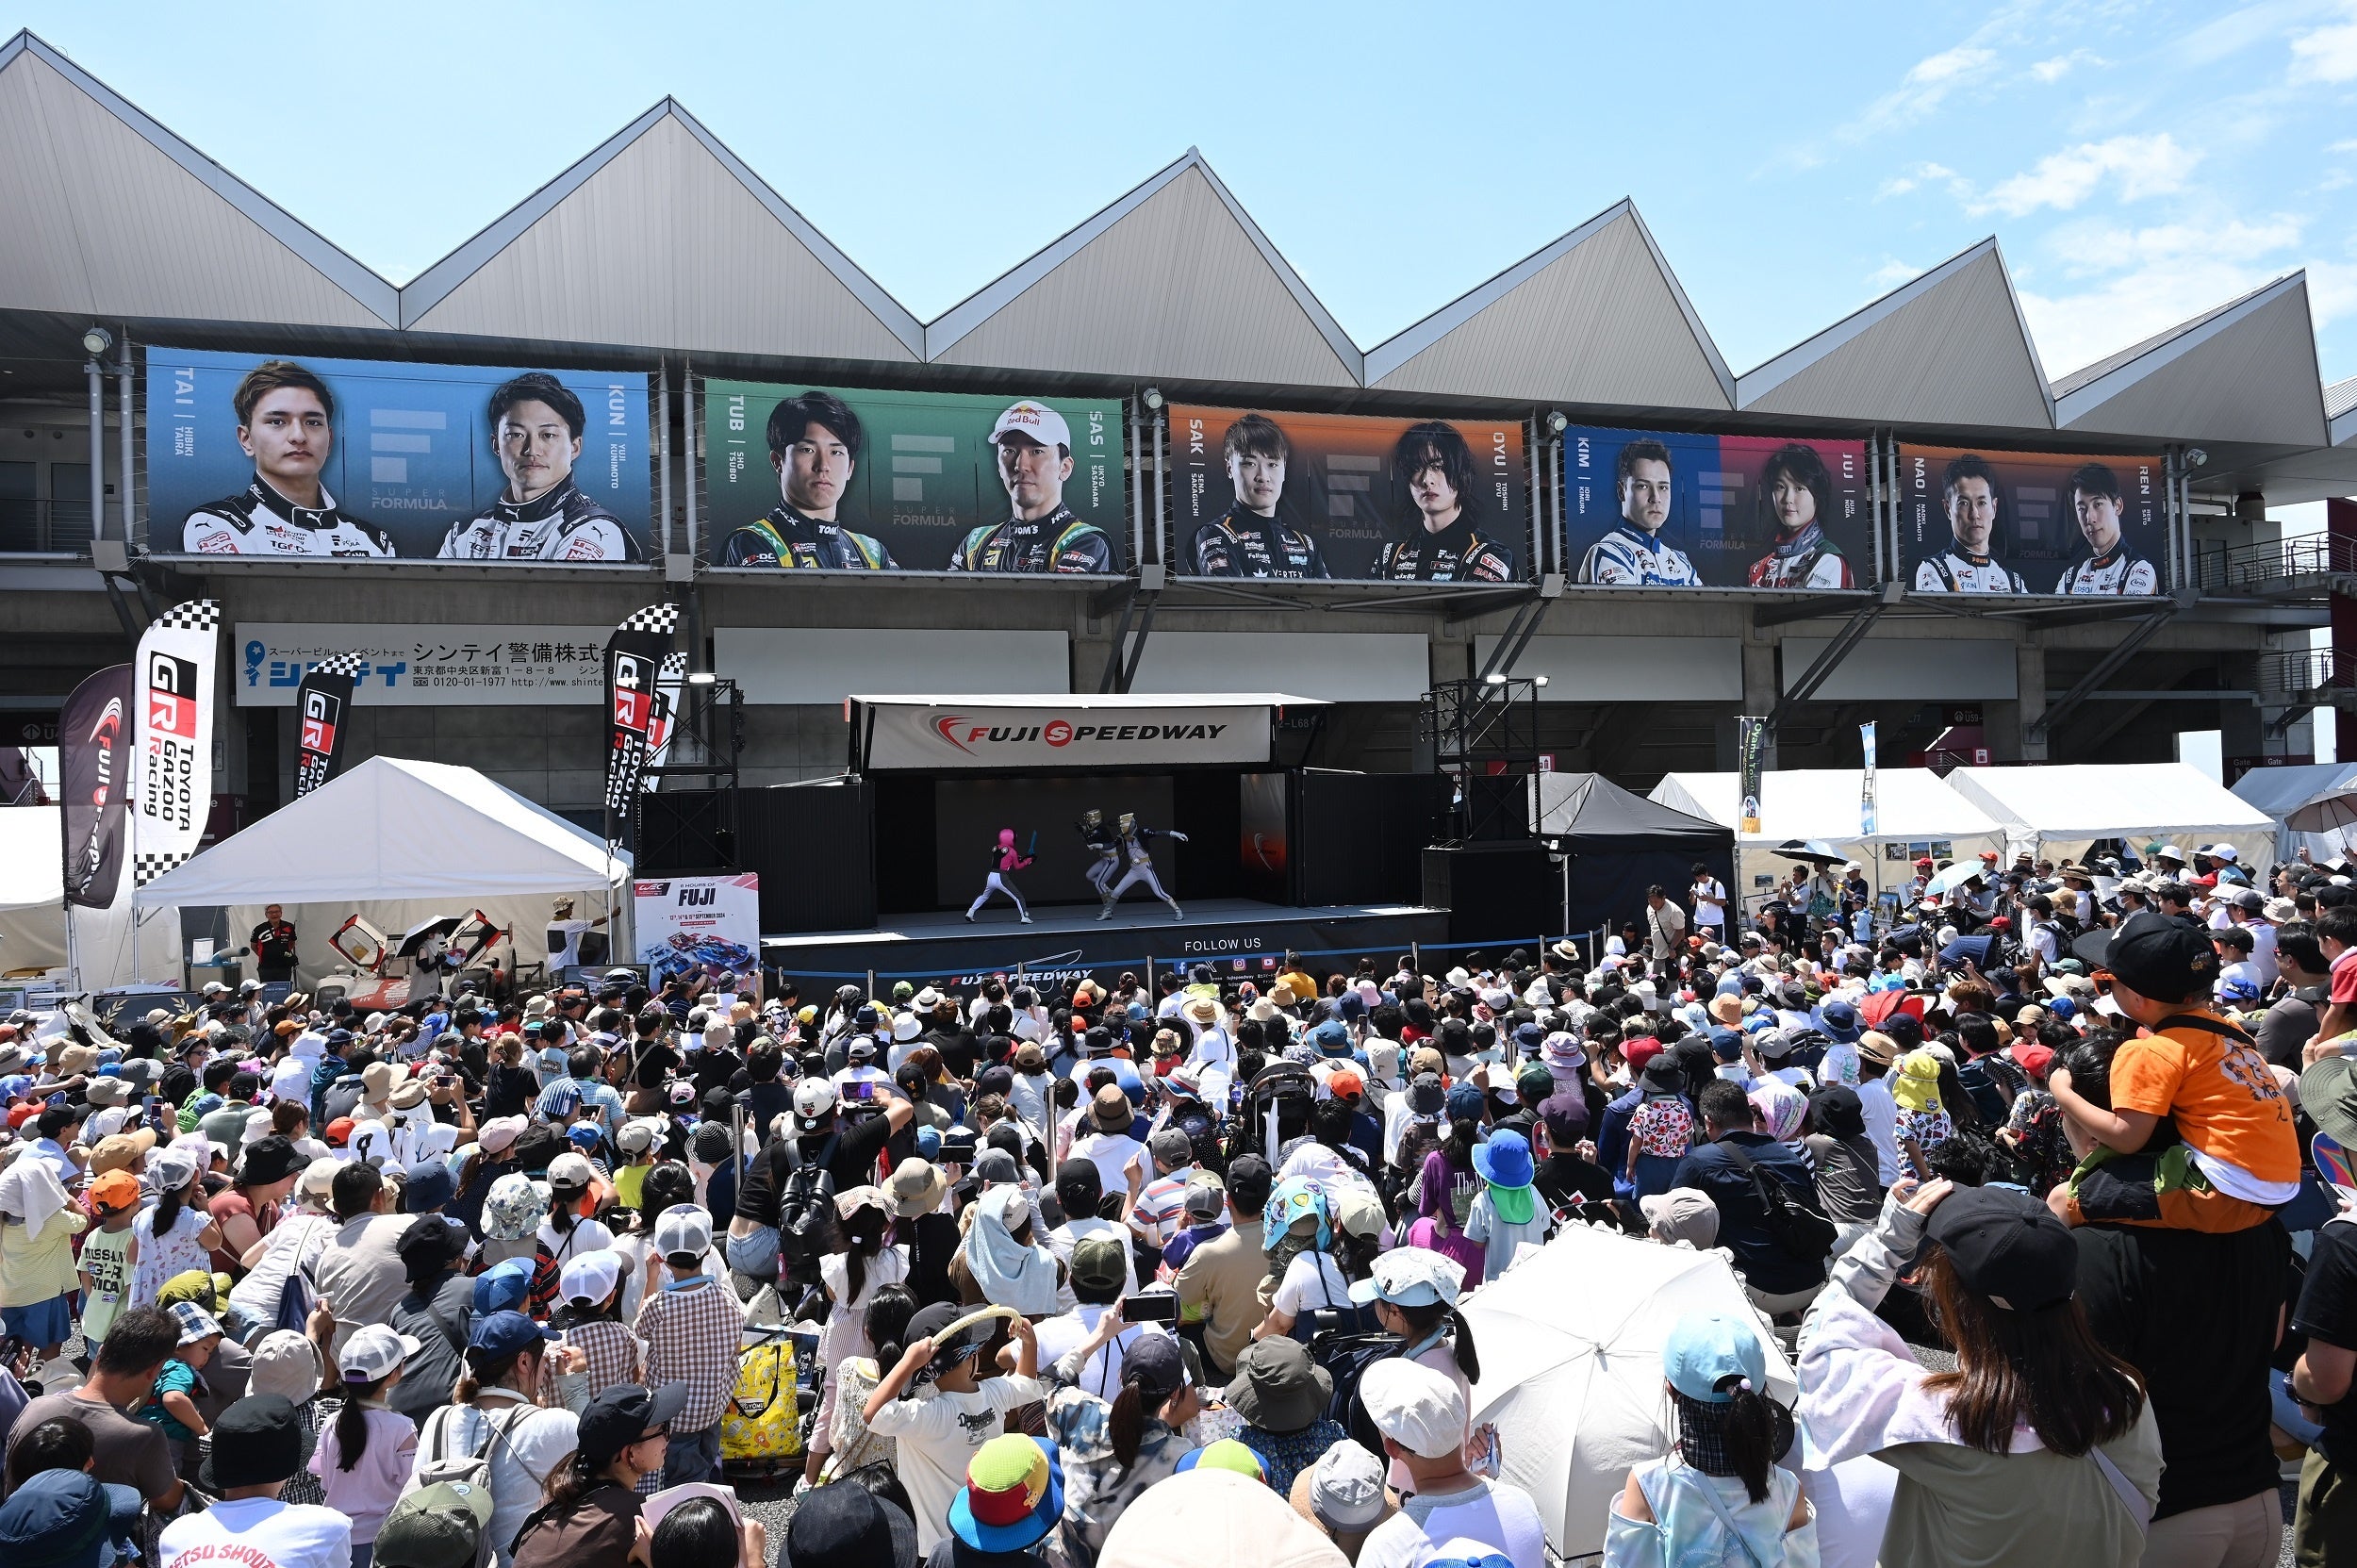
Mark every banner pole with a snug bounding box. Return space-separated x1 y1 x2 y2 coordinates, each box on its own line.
602 802 614 984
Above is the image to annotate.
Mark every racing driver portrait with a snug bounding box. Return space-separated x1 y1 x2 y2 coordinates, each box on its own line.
1368 421 1516 582
2055 461 2157 595
948 400 1116 572
1746 441 1854 588
180 360 395 557
716 389 898 569
1913 453 2025 593
1575 437 1701 586
1186 413 1329 578
438 372 641 561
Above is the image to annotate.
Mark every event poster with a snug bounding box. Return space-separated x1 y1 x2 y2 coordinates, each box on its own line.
145 348 652 562
634 874 762 983
1898 444 2167 597
236 624 611 706
1170 405 1526 582
1565 426 1871 589
703 381 1127 573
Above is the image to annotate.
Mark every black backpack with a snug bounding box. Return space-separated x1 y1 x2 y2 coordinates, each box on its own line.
777 1134 844 1269
1720 1140 1836 1264
1310 1328 1408 1454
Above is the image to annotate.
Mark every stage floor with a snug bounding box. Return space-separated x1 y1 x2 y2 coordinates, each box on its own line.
763 898 1449 989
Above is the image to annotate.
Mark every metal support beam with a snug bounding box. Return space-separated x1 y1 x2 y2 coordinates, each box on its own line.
1098 590 1160 694
1442 586 1533 624
2027 596 2187 741
1477 595 1550 682
1764 580 1903 729
1753 592 1870 630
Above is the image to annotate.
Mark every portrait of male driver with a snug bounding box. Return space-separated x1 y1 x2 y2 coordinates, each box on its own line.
716 389 898 569
1187 413 1329 578
1577 436 1701 586
438 371 638 561
1369 421 1515 582
2055 461 2158 595
1912 452 2025 592
180 360 394 557
948 400 1114 572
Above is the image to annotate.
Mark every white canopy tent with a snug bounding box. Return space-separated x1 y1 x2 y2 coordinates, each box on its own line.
1648 767 2008 910
1947 763 2278 869
1463 1225 1800 1562
0 807 182 990
134 758 627 987
2230 761 2357 864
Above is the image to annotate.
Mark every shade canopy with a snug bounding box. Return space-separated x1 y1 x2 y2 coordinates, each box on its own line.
1531 771 1730 850
1947 763 2276 868
2231 761 2357 862
0 807 181 988
135 756 626 907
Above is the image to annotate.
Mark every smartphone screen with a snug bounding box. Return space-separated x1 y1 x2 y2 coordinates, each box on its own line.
1121 1293 1179 1324
850 1080 877 1101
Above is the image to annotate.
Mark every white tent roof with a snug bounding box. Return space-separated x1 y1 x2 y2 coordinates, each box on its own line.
2230 761 2357 822
1946 764 2275 857
0 807 61 913
135 756 624 907
1647 767 2006 848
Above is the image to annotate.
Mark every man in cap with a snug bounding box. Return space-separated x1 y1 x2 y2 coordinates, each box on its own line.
155 1395 349 1568
248 904 299 985
1355 1359 1547 1568
1175 1154 1273 1380
948 402 1114 573
634 1206 740 1485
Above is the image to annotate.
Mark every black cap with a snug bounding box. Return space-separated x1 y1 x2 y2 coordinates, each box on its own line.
236 1133 302 1186
202 1395 305 1491
1928 1185 2077 1312
575 1382 691 1469
783 1481 917 1568
2095 909 2219 1003
395 1214 469 1272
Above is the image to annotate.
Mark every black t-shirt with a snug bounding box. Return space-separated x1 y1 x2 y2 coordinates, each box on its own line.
1534 1152 1614 1215
689 1048 744 1099
387 1274 473 1426
925 1025 979 1080
630 1038 681 1089
2077 1218 2292 1513
733 1113 899 1226
2294 1219 2357 1466
485 1063 537 1120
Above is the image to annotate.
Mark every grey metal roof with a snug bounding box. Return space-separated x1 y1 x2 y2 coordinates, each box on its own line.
2053 273 2326 445
401 100 922 362
0 31 396 327
1736 239 2053 429
1361 201 1735 409
2328 376 2357 447
923 150 1361 386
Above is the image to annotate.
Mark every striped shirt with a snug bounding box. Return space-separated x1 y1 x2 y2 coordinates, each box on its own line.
1131 1167 1197 1246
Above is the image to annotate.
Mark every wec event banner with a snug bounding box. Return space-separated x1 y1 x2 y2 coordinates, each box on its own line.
703 381 1127 573
146 348 652 562
235 625 612 706
1170 405 1526 582
635 873 761 984
1899 444 2167 597
1565 426 1871 589
864 702 1275 770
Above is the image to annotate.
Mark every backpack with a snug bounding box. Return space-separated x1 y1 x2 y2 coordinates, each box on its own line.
1310 1328 1407 1454
776 1134 843 1271
396 1404 530 1568
1719 1140 1836 1264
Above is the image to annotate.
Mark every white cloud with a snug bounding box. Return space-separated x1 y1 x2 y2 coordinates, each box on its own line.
1972 133 2200 216
1868 256 1927 289
2332 138 2357 153
2291 7 2357 83
1909 44 1996 84
1876 161 1958 200
2031 49 2100 82
2021 214 2311 373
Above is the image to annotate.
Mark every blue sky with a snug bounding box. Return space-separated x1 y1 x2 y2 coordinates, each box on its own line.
8 1 2357 385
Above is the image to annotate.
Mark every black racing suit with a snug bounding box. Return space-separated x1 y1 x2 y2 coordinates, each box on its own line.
1187 507 1330 578
1370 520 1517 582
181 476 396 557
717 505 898 569
948 505 1114 573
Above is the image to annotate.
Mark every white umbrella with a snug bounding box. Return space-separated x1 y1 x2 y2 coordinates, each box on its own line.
2288 789 2357 834
1461 1225 1796 1561
1925 860 1984 897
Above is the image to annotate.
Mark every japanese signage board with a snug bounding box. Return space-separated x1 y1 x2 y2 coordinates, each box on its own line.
234 625 610 706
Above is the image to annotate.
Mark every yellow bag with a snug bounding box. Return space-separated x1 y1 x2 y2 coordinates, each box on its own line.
718 1336 801 1470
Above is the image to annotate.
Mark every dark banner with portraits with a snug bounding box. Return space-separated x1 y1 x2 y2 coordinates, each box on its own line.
1169 405 1528 583
145 348 652 563
703 381 1127 574
1565 426 1871 589
1898 444 2167 597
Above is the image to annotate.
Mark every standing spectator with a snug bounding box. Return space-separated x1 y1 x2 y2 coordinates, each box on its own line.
1800 1086 1884 1256
1463 1131 1551 1279
1355 1360 1547 1568
311 1325 420 1568
1175 1156 1272 1380
633 1206 739 1487
1644 887 1688 965
385 1217 477 1428
865 1303 1046 1555
413 1312 589 1568
306 1163 415 1360
1623 1057 1694 1203
1853 1033 1902 1184
130 1145 222 1309
807 1186 910 1485
0 1155 85 1359
1689 864 1727 940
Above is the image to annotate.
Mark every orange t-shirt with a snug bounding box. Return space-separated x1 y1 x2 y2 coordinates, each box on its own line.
2110 1013 2299 1188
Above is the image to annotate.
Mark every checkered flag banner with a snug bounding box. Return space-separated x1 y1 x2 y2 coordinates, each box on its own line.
605 603 681 817
643 651 689 793
312 652 368 678
133 599 221 887
291 651 370 801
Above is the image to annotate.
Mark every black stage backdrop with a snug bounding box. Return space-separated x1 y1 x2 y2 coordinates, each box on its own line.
1295 769 1445 906
638 778 873 933
933 775 1176 910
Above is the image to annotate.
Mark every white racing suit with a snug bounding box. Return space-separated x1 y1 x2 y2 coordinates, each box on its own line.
2055 551 2159 596
181 477 396 557
1576 523 1702 586
437 477 641 562
1912 551 2026 593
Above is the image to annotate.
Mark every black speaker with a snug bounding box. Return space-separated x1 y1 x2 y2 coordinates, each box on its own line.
1422 842 1558 944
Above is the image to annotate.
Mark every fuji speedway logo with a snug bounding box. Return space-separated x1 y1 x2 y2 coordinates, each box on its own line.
931 713 1228 756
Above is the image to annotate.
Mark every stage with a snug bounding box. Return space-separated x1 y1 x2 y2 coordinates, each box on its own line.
762 897 1450 992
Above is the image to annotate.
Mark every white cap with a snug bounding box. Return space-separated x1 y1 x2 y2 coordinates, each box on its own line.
615 1118 662 1156
338 1323 422 1383
652 1203 714 1263
547 1151 597 1190
990 400 1071 451
794 1078 838 1129
1358 1359 1467 1461
558 1247 623 1307
1304 1441 1390 1531
2202 844 2239 862
893 1012 923 1043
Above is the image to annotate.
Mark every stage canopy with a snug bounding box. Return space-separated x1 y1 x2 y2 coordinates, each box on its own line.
1648 767 2007 901
850 692 1327 772
0 807 181 990
1947 763 2276 868
2230 761 2357 864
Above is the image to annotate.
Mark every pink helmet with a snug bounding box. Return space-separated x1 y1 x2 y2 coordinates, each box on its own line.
997 829 1016 848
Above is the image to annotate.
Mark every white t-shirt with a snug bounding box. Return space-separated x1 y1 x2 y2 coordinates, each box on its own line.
1070 1130 1147 1202
818 1244 912 1362
545 919 591 972
406 1395 580 1568
1272 1251 1352 1319
1357 1479 1549 1568
159 1496 352 1568
866 1375 1047 1552
1047 1215 1143 1297
1690 879 1726 926
1032 1302 1171 1398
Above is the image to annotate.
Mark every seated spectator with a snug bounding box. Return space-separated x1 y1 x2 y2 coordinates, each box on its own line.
1355 1360 1546 1568
1671 1081 1831 1317
1223 1338 1348 1498
157 1395 350 1568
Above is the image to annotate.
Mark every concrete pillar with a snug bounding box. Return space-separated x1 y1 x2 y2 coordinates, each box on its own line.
2014 644 2047 762
1741 638 1780 768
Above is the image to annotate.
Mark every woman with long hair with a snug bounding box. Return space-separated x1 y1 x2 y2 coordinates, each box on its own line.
311 1325 420 1568
818 1283 917 1482
420 1312 592 1568
1348 1247 1485 1493
511 1382 688 1568
1045 1323 1197 1565
1797 1178 2159 1568
1403 1086 1489 1287
805 1187 909 1484
128 1144 222 1308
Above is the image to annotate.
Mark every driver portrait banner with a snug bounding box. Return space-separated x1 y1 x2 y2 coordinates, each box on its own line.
132 599 220 887
1565 425 1871 589
864 701 1275 771
1899 444 2166 597
604 604 680 817
291 652 365 800
634 873 760 984
1170 404 1527 583
58 664 132 910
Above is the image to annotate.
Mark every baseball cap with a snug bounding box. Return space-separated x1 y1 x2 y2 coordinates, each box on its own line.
338 1323 422 1383
1359 1359 1466 1460
374 1479 494 1568
615 1118 661 1156
558 1248 623 1308
575 1382 690 1470
476 1115 527 1155
1661 1312 1768 1403
1294 1439 1393 1537
471 1259 536 1317
2093 909 2219 1003
1069 1234 1129 1293
403 1157 455 1214
794 1079 838 1131
991 402 1069 451
652 1203 714 1264
84 1169 140 1214
546 1151 596 1191
1928 1185 2078 1312
1147 1128 1194 1168
468 1309 552 1359
247 1330 322 1403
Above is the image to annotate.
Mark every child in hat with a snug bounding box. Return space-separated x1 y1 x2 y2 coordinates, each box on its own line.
1465 1131 1553 1280
310 1323 421 1559
141 1301 225 1472
75 1171 141 1362
941 1434 1064 1568
0 1154 86 1360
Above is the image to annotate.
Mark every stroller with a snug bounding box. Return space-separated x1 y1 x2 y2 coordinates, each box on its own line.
1234 1060 1318 1163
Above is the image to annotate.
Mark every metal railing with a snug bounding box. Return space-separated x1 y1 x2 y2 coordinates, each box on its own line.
0 498 94 553
2196 534 2357 593
2259 648 2357 699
